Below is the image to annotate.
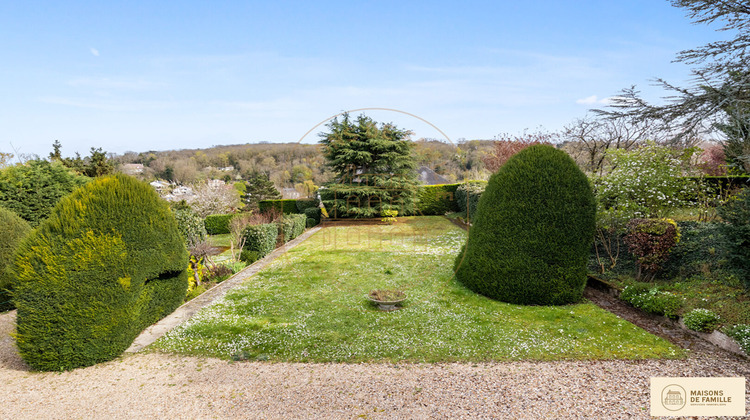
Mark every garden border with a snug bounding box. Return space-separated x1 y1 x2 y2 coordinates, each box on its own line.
126 226 323 353
587 275 748 359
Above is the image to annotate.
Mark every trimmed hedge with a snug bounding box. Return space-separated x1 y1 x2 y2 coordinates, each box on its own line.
259 199 317 214
414 183 461 215
454 145 596 305
278 213 306 242
0 207 32 311
455 181 487 222
719 188 750 289
204 213 234 235
12 174 188 371
304 207 321 225
242 223 278 259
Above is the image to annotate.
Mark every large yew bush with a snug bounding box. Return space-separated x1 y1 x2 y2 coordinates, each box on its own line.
0 207 32 311
454 145 596 305
12 174 188 371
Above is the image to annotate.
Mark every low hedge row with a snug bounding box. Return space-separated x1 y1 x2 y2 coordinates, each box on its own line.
259 199 318 214
455 181 487 222
241 213 309 263
414 183 461 215
204 213 234 235
279 213 306 242
242 223 278 261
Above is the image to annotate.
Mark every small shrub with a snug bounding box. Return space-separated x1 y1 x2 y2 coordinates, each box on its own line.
304 207 321 225
454 145 596 305
205 263 234 283
718 188 750 289
454 181 486 222
0 207 32 311
660 221 737 283
306 217 317 228
415 184 460 215
683 308 721 332
242 223 277 259
724 324 750 355
623 218 680 281
204 213 234 235
12 174 188 371
381 209 398 224
174 207 208 248
240 250 260 264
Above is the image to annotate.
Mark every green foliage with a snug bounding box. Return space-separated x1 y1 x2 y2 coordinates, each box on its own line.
242 223 278 259
12 174 188 371
661 221 739 283
724 324 750 355
278 213 306 242
173 207 207 248
306 217 317 228
454 181 487 222
240 250 260 264
623 218 681 281
243 172 281 209
0 207 32 311
682 308 721 332
319 113 419 218
593 142 697 223
304 207 321 225
259 199 317 214
619 285 682 319
0 160 89 226
455 145 596 305
414 183 461 215
204 213 235 235
718 188 750 289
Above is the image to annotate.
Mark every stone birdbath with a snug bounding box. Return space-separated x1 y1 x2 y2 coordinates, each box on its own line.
367 289 406 311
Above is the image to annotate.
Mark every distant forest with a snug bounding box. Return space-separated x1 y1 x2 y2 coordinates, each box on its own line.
113 139 498 190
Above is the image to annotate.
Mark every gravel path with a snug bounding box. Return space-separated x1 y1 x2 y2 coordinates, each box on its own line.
2 308 749 419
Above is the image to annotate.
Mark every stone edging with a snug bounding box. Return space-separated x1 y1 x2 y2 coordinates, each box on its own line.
587 275 748 359
126 226 323 353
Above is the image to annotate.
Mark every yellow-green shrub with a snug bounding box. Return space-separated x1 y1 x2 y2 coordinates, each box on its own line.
12 174 188 371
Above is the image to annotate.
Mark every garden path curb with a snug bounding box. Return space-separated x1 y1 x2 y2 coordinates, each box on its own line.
125 226 323 353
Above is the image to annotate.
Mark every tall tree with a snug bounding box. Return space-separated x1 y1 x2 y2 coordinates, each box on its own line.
243 172 281 209
319 113 418 218
598 0 750 171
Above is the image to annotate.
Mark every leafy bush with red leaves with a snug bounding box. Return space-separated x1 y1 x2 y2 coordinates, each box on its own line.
481 131 555 172
624 218 681 281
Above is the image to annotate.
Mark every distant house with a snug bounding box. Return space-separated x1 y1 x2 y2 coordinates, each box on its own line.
149 180 170 192
121 163 144 175
417 166 451 185
282 188 300 199
207 179 226 188
219 166 235 172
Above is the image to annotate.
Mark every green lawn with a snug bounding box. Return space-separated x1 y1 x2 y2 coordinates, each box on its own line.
154 216 684 362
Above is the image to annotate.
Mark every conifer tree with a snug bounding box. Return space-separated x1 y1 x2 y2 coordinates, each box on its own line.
243 172 281 209
319 113 418 218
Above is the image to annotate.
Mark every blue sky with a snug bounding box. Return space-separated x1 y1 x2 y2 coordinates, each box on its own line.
0 1 726 157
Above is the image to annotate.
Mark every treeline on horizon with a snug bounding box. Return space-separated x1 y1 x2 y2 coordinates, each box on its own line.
111 139 498 188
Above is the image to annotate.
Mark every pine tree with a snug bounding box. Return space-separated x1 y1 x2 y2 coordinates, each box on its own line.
243 172 281 209
319 113 418 218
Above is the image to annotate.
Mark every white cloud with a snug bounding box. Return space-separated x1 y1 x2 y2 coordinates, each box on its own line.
576 95 614 105
90 47 100 57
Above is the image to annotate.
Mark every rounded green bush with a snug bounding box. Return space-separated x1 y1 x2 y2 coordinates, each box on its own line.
173 206 208 248
12 174 188 371
454 145 596 305
0 207 32 311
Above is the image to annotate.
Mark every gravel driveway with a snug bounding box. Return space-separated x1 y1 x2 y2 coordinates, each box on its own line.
1 308 748 419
